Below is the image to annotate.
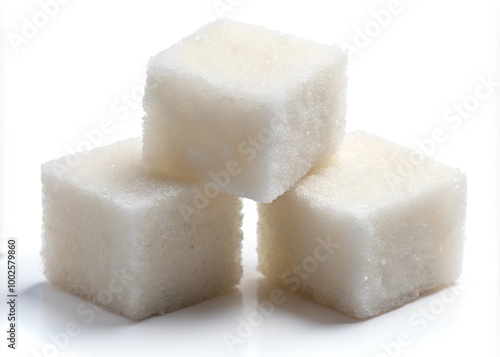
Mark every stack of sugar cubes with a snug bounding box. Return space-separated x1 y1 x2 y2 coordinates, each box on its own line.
42 19 467 320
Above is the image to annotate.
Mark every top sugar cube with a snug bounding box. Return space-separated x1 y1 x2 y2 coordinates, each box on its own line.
143 19 347 203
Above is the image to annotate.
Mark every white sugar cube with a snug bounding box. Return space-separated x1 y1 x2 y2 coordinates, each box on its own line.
41 138 243 320
258 131 467 318
143 19 347 203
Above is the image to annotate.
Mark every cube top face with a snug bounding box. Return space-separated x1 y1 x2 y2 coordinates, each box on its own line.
42 138 188 210
148 18 344 97
293 131 466 214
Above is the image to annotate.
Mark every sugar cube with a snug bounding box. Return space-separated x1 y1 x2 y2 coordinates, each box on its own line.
143 19 347 203
257 131 467 318
41 138 243 320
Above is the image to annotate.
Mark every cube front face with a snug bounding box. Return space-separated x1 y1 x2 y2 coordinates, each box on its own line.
258 195 370 317
42 139 243 320
143 19 347 203
41 176 141 318
143 74 274 195
258 132 467 318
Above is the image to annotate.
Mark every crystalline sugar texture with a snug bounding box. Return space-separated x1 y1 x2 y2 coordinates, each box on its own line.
143 18 347 203
257 131 467 318
41 138 243 320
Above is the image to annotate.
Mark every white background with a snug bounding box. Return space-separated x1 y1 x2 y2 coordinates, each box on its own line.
1 0 499 356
